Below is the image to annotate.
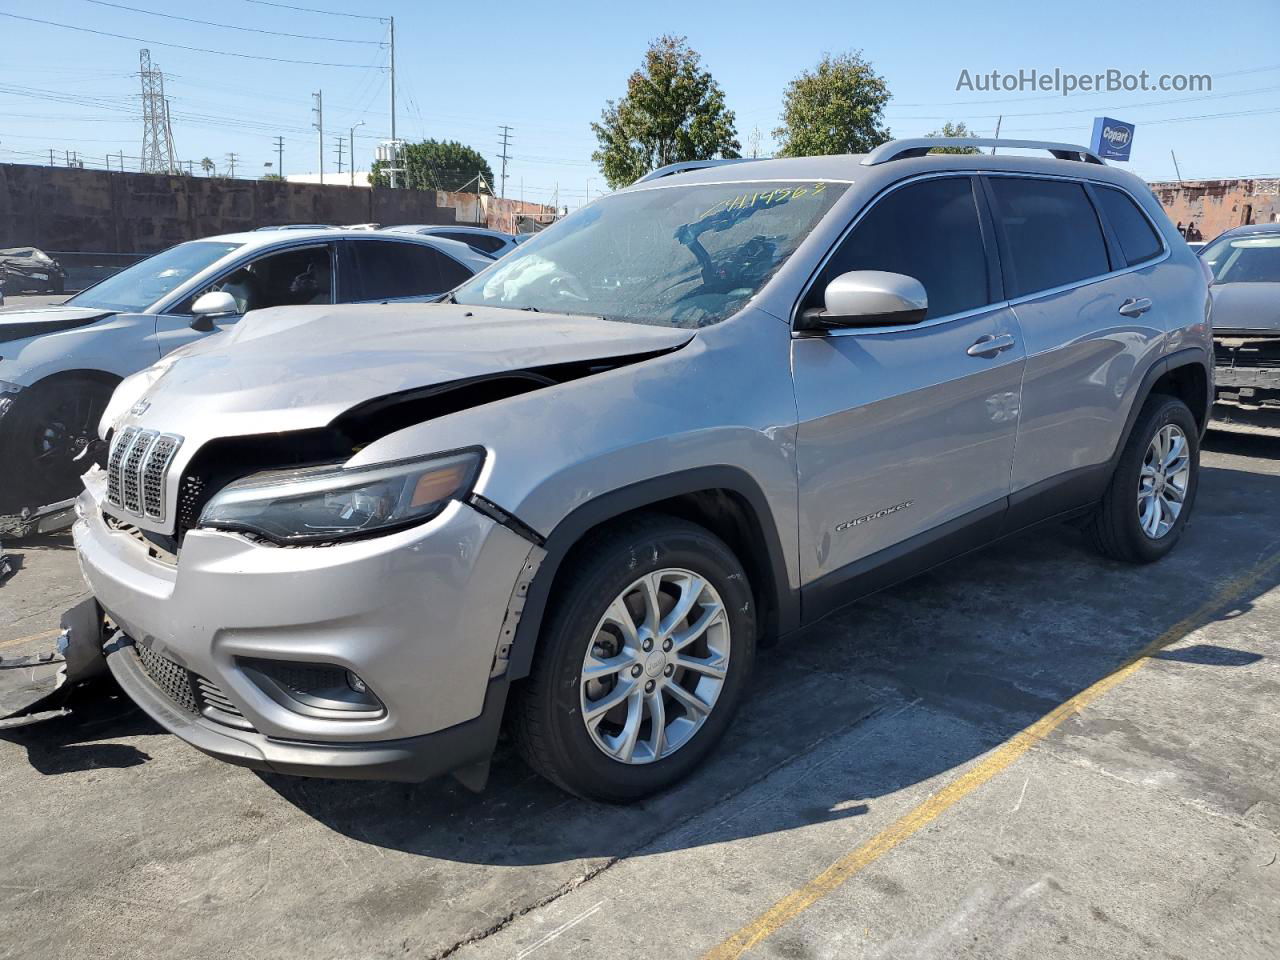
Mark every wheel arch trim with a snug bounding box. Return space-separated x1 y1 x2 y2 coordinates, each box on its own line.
505 465 798 682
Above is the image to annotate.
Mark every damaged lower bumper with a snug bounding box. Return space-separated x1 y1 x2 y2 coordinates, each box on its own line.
104 631 509 782
0 598 107 724
1215 335 1280 411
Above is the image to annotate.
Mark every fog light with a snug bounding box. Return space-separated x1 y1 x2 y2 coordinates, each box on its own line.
239 659 384 719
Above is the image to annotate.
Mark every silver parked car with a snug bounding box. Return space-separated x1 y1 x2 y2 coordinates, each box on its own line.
1198 223 1280 412
0 229 488 513
69 139 1212 801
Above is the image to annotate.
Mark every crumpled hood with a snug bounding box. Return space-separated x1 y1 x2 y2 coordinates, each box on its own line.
1210 283 1280 334
122 302 695 439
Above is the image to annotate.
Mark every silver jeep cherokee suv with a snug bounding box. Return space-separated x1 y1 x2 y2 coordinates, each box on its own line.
72 138 1212 801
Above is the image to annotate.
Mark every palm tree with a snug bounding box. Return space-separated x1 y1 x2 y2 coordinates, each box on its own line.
200 157 215 176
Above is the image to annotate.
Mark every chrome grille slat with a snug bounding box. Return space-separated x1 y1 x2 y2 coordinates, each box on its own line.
105 426 138 508
120 430 156 514
106 427 181 525
143 435 180 519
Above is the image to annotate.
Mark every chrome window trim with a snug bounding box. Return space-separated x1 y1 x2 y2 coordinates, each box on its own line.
790 169 1173 333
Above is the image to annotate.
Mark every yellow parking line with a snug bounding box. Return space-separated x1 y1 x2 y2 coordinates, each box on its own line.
702 551 1280 960
0 628 61 651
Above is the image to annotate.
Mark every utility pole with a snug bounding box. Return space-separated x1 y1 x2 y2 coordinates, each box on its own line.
585 176 592 207
388 16 397 188
1171 150 1184 185
312 90 324 184
49 148 54 166
274 135 284 179
497 124 512 199
349 120 364 186
225 152 238 178
334 136 345 175
991 116 1002 155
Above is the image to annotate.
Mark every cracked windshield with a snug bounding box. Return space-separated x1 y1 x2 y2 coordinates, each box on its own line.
453 180 846 326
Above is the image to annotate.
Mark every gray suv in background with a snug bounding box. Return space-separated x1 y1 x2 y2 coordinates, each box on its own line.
71 138 1212 802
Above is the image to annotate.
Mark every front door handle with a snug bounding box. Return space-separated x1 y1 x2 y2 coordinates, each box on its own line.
967 333 1016 358
1118 297 1153 318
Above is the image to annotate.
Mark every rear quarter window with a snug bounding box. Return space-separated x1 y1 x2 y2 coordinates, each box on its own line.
1095 186 1164 266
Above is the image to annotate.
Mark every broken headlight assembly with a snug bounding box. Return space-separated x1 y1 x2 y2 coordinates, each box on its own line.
198 449 483 544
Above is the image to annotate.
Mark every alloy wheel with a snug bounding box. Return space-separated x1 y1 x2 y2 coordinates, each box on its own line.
1137 423 1191 539
579 568 731 765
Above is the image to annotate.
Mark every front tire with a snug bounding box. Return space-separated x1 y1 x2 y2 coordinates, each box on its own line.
511 514 757 802
1089 393 1199 564
0 375 114 513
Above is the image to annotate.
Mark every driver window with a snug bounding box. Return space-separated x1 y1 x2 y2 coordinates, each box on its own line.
806 177 990 320
178 245 334 314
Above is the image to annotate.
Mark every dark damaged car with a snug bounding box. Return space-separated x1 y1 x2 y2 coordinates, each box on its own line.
1200 223 1280 413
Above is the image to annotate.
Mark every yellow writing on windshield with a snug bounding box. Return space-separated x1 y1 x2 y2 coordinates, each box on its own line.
697 182 828 221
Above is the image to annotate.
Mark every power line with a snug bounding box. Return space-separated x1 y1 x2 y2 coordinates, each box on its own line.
0 12 384 69
242 0 388 21
77 1 386 46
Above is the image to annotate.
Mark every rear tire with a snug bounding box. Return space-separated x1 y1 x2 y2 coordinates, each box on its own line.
510 513 757 802
1089 394 1199 564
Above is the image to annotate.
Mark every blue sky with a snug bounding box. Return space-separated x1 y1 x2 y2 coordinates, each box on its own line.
1 0 1276 207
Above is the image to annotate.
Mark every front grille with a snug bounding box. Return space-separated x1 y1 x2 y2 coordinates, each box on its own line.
133 642 247 726
106 428 182 524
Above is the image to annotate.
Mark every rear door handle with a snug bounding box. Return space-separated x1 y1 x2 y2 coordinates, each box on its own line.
966 333 1016 358
1118 297 1153 318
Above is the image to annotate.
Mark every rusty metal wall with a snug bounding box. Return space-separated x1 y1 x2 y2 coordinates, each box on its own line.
0 163 466 254
1149 178 1280 240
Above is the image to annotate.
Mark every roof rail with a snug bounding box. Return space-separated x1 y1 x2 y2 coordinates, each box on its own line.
634 158 754 184
861 138 1104 166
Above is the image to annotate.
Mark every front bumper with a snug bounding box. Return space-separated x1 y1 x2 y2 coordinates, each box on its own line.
74 476 538 780
106 635 509 781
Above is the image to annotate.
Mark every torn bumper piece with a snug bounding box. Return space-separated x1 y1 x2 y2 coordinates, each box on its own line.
105 631 509 782
0 598 108 723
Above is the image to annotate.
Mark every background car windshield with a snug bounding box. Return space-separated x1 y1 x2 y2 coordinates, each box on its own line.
452 180 847 327
1200 235 1280 284
67 241 242 312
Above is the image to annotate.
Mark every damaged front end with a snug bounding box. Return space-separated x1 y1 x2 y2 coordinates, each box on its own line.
0 598 108 725
1215 335 1280 417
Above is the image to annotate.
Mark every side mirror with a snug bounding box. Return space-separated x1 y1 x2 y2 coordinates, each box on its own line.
190 290 238 331
805 270 928 328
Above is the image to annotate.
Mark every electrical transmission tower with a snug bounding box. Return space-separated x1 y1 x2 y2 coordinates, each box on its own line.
497 125 513 199
138 49 179 174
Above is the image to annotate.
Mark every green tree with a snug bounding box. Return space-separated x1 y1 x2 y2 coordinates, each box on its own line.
261 172 285 181
774 52 892 157
370 139 494 192
591 35 740 189
200 156 215 176
926 121 981 154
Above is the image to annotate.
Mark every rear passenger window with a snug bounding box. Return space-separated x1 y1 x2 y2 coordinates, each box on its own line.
351 241 450 299
808 177 990 320
987 178 1111 298
1096 186 1163 266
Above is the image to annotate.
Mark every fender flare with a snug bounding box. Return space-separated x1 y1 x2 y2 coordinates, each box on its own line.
1109 347 1212 469
505 465 798 681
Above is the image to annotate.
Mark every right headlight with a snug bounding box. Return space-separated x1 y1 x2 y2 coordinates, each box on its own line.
198 449 483 544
